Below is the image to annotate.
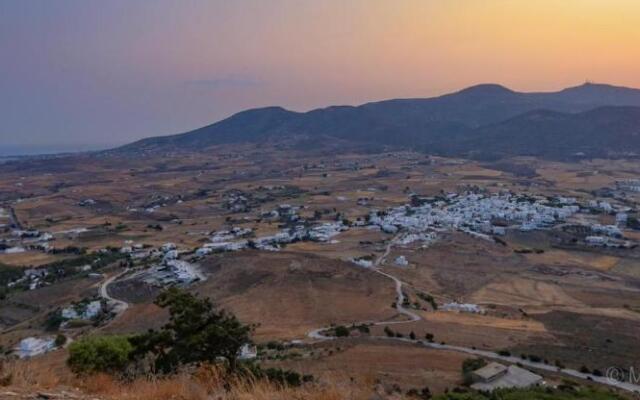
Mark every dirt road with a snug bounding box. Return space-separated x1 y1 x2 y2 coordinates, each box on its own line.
99 272 129 315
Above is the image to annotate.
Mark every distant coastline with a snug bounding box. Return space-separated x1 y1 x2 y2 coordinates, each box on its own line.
0 143 114 157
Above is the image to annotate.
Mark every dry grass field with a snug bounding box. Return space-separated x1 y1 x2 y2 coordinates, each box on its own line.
2 147 640 396
271 340 468 393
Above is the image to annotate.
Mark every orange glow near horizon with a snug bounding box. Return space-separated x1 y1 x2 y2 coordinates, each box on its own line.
3 0 640 145
156 0 640 110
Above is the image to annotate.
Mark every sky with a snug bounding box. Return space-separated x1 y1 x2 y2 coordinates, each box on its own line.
1 0 640 152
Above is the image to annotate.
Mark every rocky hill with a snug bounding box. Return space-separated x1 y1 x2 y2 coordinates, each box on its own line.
113 82 640 159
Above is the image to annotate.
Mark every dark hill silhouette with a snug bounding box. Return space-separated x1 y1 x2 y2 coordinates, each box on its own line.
437 106 640 159
120 106 301 152
114 82 640 159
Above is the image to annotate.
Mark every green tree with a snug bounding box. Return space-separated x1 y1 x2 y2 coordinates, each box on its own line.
131 287 253 373
67 335 133 374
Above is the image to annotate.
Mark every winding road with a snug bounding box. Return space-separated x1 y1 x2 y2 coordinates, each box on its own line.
307 237 640 394
99 271 130 316
96 243 640 393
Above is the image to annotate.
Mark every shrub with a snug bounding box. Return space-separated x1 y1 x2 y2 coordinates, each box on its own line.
54 334 67 347
44 311 65 332
239 363 313 387
266 341 285 351
527 354 542 363
263 368 308 386
334 326 350 337
68 335 133 374
416 292 438 310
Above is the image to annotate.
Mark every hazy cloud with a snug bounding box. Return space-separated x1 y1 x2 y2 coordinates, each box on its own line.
183 76 263 90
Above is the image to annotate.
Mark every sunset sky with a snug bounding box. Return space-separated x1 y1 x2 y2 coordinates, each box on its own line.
1 0 640 151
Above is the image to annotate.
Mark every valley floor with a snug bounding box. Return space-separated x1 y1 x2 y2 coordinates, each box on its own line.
1 147 640 397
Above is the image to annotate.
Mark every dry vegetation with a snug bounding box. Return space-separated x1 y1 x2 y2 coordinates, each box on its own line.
1 355 380 400
2 147 640 398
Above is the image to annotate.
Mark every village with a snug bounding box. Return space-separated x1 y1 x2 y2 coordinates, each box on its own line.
2 185 639 296
1 151 640 397
191 189 639 259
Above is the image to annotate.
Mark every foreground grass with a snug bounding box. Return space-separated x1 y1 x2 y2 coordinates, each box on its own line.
0 356 631 400
2 358 371 400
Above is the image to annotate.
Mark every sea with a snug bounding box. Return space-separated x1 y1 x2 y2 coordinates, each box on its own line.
0 143 113 157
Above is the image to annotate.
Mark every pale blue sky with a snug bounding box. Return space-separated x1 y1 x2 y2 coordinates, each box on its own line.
1 1 639 152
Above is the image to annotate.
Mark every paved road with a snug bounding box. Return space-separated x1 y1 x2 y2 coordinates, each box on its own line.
68 238 640 394
308 238 640 394
374 269 421 323
379 336 640 394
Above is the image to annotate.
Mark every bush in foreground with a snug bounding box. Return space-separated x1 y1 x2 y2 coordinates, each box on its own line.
67 335 133 374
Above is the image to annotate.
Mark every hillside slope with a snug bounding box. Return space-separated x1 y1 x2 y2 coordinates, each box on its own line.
112 82 640 159
436 106 640 159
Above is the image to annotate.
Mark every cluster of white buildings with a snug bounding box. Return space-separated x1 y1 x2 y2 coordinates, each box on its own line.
224 192 251 213
584 235 634 248
196 228 256 255
1 223 96 256
77 198 96 207
189 191 638 260
134 242 204 287
351 257 374 268
15 337 56 358
6 260 104 292
195 219 348 256
307 221 347 242
141 261 202 287
588 200 615 213
394 255 409 267
441 302 484 314
61 300 103 321
6 268 48 290
0 228 53 255
368 192 581 243
591 224 623 237
616 179 640 193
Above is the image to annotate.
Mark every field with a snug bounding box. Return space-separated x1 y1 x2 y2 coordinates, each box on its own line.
1 145 640 396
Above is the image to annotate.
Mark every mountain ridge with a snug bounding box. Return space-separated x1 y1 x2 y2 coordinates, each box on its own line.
113 82 640 159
